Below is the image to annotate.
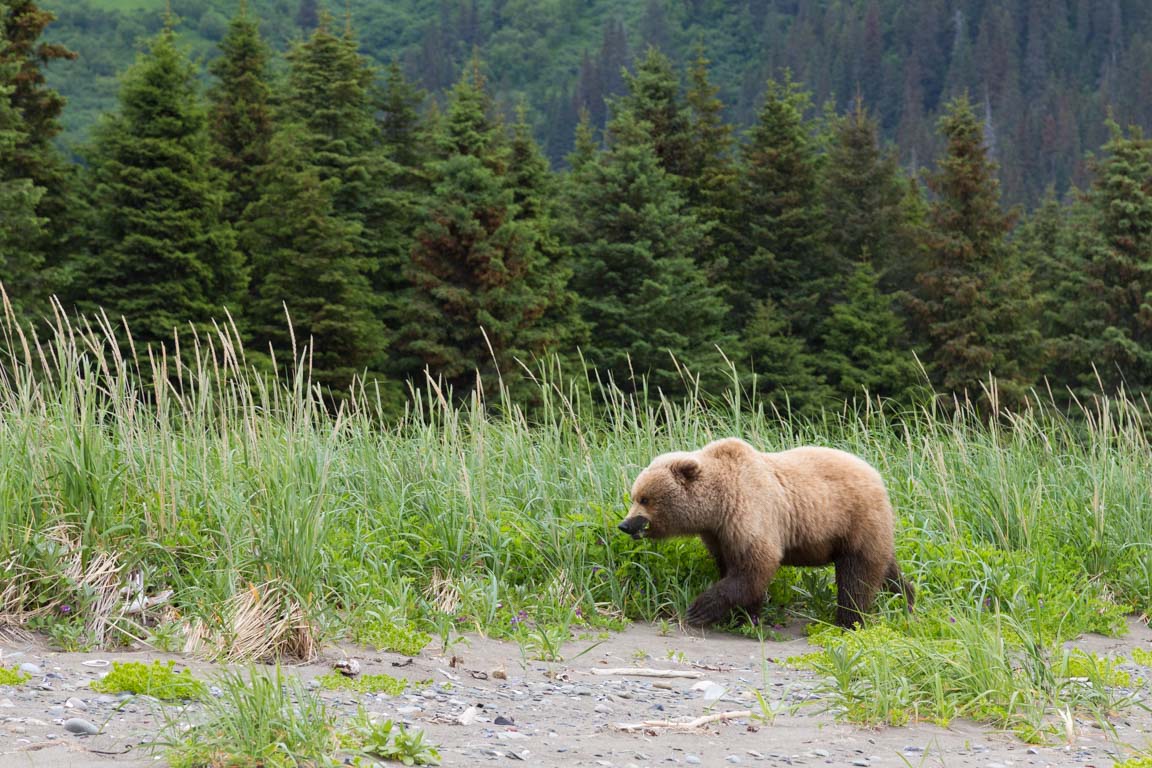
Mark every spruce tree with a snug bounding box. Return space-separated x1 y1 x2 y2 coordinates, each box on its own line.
610 46 692 180
563 107 730 396
723 74 834 409
682 47 735 210
908 95 1036 406
682 47 736 281
241 126 384 399
396 62 577 398
728 74 836 335
742 301 831 413
207 2 274 220
0 59 44 317
1069 122 1152 396
379 60 427 171
823 95 917 273
247 18 400 393
80 27 243 350
0 0 79 317
819 261 922 403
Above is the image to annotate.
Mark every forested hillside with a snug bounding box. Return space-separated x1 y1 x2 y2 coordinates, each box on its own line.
43 0 1152 206
6 0 1152 416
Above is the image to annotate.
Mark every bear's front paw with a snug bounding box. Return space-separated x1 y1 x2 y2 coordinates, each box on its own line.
685 594 728 627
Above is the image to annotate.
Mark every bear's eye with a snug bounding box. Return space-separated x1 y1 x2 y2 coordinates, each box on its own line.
638 496 649 505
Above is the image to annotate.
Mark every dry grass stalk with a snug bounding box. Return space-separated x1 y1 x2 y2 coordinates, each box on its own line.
423 568 460 614
184 581 318 663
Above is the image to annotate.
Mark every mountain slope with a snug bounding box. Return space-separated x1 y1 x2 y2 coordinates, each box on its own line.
43 0 1152 206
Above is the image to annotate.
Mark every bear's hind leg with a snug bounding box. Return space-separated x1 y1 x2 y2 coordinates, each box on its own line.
834 555 886 629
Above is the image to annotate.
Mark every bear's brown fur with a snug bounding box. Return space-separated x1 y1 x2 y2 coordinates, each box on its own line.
618 437 914 628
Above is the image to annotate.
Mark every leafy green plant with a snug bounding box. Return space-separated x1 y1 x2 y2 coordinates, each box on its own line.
343 710 441 766
163 666 338 768
92 660 206 701
315 671 420 696
795 608 1139 739
353 620 431 657
0 667 31 686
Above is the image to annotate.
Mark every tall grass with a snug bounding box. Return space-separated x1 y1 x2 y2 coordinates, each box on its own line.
0 293 1149 662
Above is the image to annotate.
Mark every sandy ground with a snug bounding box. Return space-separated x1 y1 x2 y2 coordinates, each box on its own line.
3 620 1152 768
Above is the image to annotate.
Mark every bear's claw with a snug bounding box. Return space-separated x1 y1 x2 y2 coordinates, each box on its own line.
685 594 727 626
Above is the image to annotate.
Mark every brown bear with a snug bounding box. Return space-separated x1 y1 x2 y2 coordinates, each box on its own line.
618 437 914 628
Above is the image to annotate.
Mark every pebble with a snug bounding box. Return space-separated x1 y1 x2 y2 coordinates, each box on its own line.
0 698 13 708
95 695 117 705
810 749 830 757
726 756 742 764
18 663 41 676
852 761 869 767
48 706 65 717
65 697 87 710
594 703 613 714
686 756 702 765
63 717 99 735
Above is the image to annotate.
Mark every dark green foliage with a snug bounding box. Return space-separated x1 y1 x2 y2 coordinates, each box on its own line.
0 53 44 317
0 0 79 318
741 301 830 413
242 17 394 399
563 107 730 396
819 261 923 403
241 126 384 398
907 95 1037 407
1063 123 1152 396
379 60 427 171
79 27 244 350
396 63 578 398
610 46 692 181
207 5 274 219
39 1 1152 208
726 74 836 336
823 96 918 278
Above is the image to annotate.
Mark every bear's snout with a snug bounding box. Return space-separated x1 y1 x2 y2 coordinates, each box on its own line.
618 516 650 539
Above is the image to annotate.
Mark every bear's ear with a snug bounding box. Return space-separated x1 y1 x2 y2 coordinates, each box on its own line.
668 457 701 485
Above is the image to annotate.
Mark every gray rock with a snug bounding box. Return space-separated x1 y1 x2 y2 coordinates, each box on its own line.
0 698 13 708
64 697 87 710
685 757 702 765
18 663 41 676
594 703 613 714
726 756 742 764
63 717 99 735
48 705 65 717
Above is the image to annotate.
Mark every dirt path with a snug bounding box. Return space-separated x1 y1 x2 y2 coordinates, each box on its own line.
3 621 1151 767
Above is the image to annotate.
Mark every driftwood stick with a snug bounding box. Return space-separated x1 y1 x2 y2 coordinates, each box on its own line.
614 709 755 732
588 667 704 679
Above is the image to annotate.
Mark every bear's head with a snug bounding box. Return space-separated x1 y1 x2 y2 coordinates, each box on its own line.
618 451 706 540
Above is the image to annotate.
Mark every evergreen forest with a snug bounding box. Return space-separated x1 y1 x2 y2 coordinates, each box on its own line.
5 0 1152 413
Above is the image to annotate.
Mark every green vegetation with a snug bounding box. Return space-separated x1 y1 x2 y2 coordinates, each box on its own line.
38 1 1152 208
315 671 414 696
0 666 31 686
165 667 440 767
343 711 441 767
165 666 340 768
352 620 431 657
797 612 1137 740
92 660 207 700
